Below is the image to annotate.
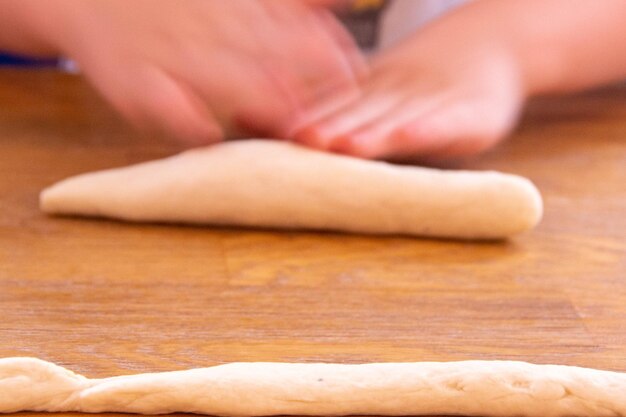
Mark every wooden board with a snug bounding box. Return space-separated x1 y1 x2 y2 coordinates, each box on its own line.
0 70 625 416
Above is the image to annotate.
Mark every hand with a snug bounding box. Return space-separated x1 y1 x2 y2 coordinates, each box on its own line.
292 5 526 161
33 0 363 144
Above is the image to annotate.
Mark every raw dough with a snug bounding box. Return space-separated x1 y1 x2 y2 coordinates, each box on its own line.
40 140 543 239
1 358 624 416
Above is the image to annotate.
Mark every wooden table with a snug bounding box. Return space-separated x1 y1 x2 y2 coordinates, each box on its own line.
0 69 625 413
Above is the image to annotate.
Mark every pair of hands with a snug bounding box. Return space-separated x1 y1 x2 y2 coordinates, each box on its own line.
41 0 522 160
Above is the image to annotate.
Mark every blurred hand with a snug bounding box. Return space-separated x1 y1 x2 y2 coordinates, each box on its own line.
37 0 363 143
292 4 525 162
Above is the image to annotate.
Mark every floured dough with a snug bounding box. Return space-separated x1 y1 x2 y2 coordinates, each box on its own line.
40 140 543 239
1 358 624 416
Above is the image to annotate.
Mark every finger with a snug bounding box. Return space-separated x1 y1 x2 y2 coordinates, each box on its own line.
390 111 467 158
85 62 224 145
330 95 447 158
385 101 502 160
174 50 296 139
296 69 410 125
265 1 362 106
285 86 360 139
294 88 401 150
314 8 368 81
139 68 225 145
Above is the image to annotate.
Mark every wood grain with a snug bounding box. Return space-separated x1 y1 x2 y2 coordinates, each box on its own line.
0 69 625 416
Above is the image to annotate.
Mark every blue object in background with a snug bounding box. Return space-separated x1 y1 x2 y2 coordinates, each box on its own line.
0 52 58 67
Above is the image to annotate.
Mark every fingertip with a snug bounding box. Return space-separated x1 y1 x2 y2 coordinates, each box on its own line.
393 117 447 152
326 132 353 154
291 124 335 150
181 118 225 146
157 96 225 146
392 108 507 161
330 133 386 160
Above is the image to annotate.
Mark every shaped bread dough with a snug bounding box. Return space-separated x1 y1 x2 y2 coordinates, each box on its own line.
1 358 625 416
40 140 543 239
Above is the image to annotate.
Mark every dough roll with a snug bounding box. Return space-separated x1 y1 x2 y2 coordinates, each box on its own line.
1 358 624 416
40 140 543 239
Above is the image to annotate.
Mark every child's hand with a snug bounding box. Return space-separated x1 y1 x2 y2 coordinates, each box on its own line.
292 8 526 161
33 0 363 143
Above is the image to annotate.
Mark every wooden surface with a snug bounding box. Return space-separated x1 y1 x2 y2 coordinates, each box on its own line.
0 69 625 414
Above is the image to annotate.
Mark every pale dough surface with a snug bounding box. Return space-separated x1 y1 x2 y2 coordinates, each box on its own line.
1 358 625 416
40 140 543 239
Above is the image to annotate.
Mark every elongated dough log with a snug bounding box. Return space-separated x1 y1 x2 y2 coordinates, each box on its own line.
40 140 542 239
1 358 624 416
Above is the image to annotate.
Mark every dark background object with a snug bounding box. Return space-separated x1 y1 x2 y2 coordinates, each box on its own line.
339 1 391 49
0 52 58 67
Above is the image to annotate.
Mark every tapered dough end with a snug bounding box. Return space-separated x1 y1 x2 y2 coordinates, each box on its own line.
40 184 65 214
41 176 105 217
42 181 85 215
0 357 88 413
